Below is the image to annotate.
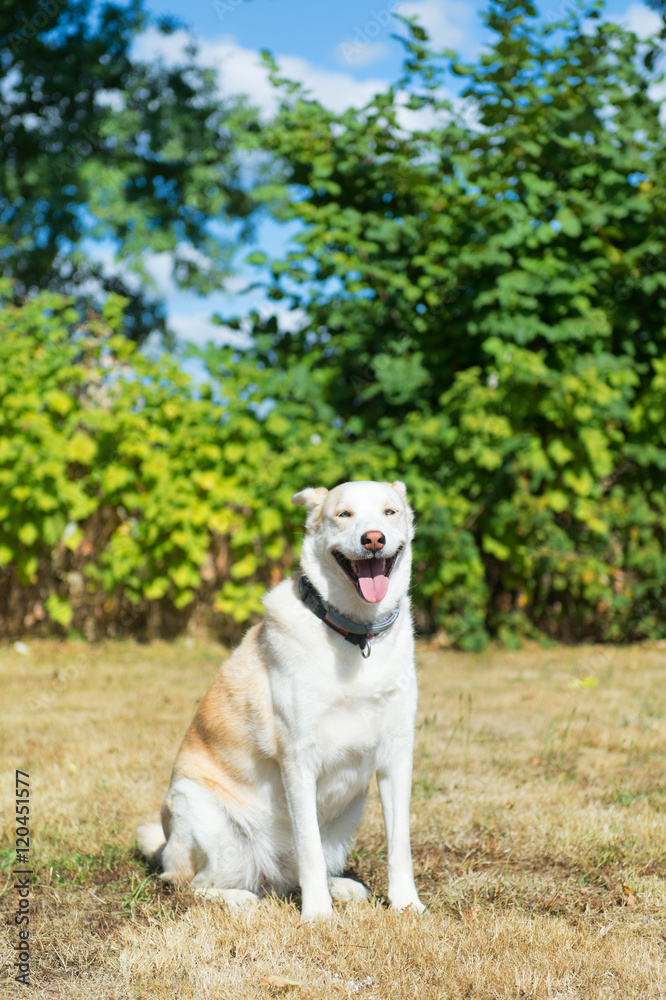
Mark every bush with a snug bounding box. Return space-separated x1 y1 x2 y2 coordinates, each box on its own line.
0 285 397 640
0 285 300 638
2 279 666 645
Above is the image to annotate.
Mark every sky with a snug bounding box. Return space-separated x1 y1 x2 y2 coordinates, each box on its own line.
124 0 664 353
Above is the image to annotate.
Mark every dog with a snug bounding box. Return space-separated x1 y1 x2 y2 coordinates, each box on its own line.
137 479 424 920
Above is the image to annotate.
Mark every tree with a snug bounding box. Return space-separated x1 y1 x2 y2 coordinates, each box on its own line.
0 0 258 341
203 0 666 646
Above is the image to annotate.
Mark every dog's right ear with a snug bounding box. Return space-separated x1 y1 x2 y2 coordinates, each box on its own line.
291 486 329 510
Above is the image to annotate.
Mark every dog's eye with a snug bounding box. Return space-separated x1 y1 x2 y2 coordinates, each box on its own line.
337 510 352 518
384 508 397 516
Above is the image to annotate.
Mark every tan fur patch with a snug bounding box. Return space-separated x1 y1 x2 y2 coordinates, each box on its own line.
173 624 275 809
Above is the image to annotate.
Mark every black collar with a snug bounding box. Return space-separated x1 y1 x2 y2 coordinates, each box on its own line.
298 574 400 658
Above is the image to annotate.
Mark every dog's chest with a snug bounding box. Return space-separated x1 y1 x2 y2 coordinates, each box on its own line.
314 668 407 758
265 598 414 761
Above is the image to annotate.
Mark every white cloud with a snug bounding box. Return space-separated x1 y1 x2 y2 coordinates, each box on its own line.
133 28 388 117
169 312 250 348
650 77 666 123
616 3 666 122
276 53 387 112
336 40 389 68
271 302 308 333
170 298 307 349
81 239 142 294
95 89 124 112
143 245 225 299
397 0 477 53
622 2 663 39
393 84 479 134
143 252 174 298
0 68 20 102
84 241 211 301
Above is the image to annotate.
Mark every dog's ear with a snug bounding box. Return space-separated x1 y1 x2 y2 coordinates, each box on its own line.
384 480 414 537
385 480 407 499
291 486 329 510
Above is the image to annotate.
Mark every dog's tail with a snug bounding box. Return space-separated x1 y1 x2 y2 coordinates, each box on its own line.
136 822 166 867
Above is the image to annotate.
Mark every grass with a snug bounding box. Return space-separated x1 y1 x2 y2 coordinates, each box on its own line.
1 636 666 998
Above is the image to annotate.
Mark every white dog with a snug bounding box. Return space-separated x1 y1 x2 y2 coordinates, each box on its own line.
137 480 423 920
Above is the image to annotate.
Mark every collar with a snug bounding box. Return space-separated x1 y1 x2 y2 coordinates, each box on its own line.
298 574 400 658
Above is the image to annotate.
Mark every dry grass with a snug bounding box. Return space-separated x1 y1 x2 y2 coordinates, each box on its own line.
1 636 666 998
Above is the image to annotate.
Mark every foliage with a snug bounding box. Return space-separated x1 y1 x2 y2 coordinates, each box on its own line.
200 0 666 647
0 0 258 343
0 281 411 638
0 283 299 636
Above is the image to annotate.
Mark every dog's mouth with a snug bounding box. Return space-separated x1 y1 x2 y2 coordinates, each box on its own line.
332 546 404 604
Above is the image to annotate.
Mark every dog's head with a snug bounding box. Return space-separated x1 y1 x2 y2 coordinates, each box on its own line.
292 480 413 621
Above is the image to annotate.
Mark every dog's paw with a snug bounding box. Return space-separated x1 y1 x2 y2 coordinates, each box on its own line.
193 887 259 909
301 907 334 923
300 894 334 922
389 895 425 913
328 877 371 903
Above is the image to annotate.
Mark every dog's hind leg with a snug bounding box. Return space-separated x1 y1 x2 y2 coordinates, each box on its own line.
327 877 371 903
159 776 273 896
136 822 166 868
193 887 259 908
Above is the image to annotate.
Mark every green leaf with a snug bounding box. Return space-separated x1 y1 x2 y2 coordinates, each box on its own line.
230 552 259 579
555 209 582 238
246 251 268 266
144 577 171 600
65 434 98 465
44 389 74 416
45 595 74 627
18 523 39 547
173 589 195 609
0 544 14 566
547 440 574 466
482 536 511 561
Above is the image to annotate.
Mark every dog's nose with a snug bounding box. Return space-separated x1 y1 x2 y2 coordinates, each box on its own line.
361 530 385 553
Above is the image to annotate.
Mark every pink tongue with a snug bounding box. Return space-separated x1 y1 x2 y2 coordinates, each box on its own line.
356 559 389 603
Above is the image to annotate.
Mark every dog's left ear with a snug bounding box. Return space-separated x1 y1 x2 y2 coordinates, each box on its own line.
384 480 414 537
383 480 408 499
291 486 329 510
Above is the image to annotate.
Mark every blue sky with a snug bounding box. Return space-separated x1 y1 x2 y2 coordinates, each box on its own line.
144 0 658 82
127 0 663 352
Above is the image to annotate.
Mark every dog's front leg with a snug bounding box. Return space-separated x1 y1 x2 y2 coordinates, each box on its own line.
281 759 332 921
377 751 424 912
